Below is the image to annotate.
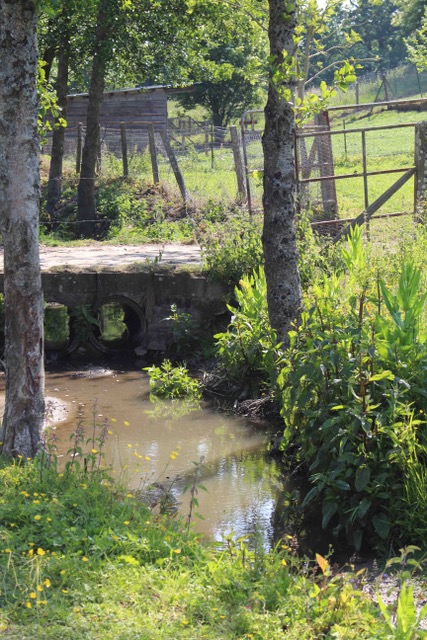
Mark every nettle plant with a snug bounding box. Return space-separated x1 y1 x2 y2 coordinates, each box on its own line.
279 228 427 549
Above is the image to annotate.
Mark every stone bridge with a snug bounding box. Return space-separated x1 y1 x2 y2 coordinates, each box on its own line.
0 245 230 355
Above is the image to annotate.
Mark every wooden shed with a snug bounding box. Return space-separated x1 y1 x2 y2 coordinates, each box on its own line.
65 84 190 132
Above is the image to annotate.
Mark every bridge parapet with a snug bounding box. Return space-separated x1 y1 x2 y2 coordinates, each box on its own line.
0 266 230 354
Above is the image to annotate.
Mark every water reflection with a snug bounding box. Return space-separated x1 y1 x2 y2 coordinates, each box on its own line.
0 366 282 548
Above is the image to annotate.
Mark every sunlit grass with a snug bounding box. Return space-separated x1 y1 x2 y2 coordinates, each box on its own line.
0 456 396 639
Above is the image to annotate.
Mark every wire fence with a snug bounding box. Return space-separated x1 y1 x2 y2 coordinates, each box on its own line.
328 63 427 107
45 121 248 208
44 94 427 244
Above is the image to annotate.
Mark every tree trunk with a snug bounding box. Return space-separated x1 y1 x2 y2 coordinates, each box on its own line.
41 44 57 83
47 44 69 216
0 0 45 458
212 112 226 144
77 0 110 238
262 0 302 347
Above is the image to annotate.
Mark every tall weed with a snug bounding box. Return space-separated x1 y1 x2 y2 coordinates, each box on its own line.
215 269 281 391
279 227 427 549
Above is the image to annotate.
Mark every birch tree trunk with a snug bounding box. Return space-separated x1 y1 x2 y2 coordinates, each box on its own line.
262 0 302 347
0 0 45 458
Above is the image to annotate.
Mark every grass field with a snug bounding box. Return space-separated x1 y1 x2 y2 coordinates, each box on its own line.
42 103 427 247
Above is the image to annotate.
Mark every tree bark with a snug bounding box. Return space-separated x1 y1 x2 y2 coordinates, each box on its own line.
262 0 302 347
0 0 45 458
47 43 69 215
77 0 110 237
41 44 57 83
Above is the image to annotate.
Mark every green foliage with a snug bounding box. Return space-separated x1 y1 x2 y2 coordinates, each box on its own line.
176 1 267 127
279 228 427 549
70 305 101 342
215 268 281 391
0 458 397 639
163 304 207 357
377 547 427 639
37 61 66 143
296 211 328 289
144 360 202 401
199 211 263 285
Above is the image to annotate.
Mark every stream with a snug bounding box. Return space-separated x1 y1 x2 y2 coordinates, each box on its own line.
1 364 284 548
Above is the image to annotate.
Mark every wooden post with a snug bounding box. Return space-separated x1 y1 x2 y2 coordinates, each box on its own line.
361 130 370 239
417 69 423 98
343 119 348 161
159 130 188 203
205 124 209 157
314 111 338 218
96 124 102 175
210 122 214 169
240 117 253 215
382 74 389 102
120 122 128 178
414 122 427 223
76 122 83 174
230 126 247 201
148 124 159 183
355 81 360 105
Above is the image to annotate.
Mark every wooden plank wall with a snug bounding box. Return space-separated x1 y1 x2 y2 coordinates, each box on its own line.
65 88 168 131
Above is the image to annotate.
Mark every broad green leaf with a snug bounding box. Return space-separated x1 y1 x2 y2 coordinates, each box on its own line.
368 370 394 382
322 501 338 528
355 465 371 492
372 513 391 539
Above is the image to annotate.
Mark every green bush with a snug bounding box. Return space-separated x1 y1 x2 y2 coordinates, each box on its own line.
279 228 427 549
198 211 263 285
215 268 281 390
144 359 202 401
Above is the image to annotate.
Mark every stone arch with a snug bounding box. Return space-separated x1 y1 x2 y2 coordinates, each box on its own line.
44 302 80 356
89 295 147 354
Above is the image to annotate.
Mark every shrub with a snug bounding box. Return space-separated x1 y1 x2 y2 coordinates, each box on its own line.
144 360 202 401
198 211 263 285
279 228 427 549
215 268 281 391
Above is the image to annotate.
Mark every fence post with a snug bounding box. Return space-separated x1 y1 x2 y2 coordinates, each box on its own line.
148 124 159 183
361 130 370 239
120 122 128 178
159 130 188 204
96 124 102 175
230 126 247 201
314 111 338 218
76 122 83 174
355 82 359 105
240 114 253 215
415 122 427 223
204 124 209 156
210 122 215 169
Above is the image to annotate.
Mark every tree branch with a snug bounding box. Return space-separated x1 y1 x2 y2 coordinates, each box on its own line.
306 56 378 85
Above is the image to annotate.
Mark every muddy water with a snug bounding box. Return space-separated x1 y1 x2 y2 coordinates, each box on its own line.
2 367 282 547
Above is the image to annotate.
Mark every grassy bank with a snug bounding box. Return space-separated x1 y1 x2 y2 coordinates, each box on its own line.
0 456 415 640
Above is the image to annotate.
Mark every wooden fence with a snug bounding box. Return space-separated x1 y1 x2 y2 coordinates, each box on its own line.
240 99 427 239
